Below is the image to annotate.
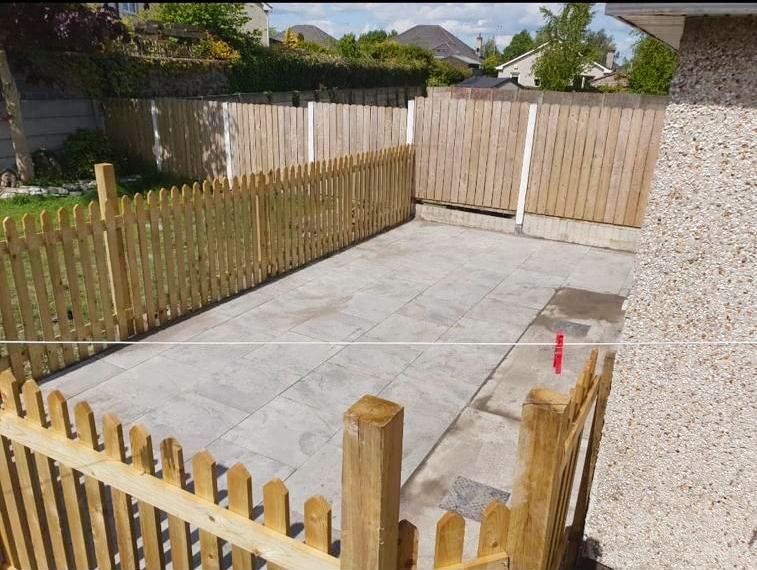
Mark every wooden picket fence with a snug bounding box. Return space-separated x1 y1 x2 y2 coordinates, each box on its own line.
0 350 614 570
0 146 415 379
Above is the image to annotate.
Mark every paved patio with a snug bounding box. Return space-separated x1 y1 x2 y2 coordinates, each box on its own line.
42 219 634 529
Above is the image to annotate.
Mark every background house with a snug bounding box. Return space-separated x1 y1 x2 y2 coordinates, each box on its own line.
455 76 521 90
395 25 481 71
495 42 615 88
100 3 272 46
244 2 272 47
585 3 757 569
272 24 337 48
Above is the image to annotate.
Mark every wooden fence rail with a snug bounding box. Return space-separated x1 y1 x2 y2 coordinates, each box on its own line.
0 351 615 570
0 146 415 379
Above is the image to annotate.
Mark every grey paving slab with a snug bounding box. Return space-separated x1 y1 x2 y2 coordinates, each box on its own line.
72 355 206 423
221 396 336 468
43 218 635 544
396 293 471 327
282 362 392 430
282 438 343 524
102 310 233 369
42 357 125 399
292 310 375 342
134 392 248 458
327 343 423 381
242 331 342 377
187 438 295 506
362 313 449 343
191 359 302 414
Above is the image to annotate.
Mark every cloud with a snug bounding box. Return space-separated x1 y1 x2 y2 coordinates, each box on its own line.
495 34 513 49
269 2 637 51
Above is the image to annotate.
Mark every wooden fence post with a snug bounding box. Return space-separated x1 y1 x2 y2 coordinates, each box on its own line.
95 163 131 339
506 387 570 570
340 395 404 570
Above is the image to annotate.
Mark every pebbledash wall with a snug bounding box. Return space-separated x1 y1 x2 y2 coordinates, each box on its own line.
585 16 757 570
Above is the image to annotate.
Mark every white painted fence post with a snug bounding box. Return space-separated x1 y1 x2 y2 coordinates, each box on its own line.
150 99 162 171
222 102 233 180
307 101 315 162
406 99 415 145
515 103 538 231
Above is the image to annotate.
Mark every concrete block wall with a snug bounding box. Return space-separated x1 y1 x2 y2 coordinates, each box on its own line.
1 99 103 171
585 16 757 569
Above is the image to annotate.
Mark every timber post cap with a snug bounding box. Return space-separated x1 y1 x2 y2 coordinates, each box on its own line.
344 395 403 427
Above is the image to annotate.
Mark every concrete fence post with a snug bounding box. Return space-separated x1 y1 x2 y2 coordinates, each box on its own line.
340 395 404 570
149 100 162 171
515 103 538 231
307 101 316 163
222 102 233 181
406 99 416 145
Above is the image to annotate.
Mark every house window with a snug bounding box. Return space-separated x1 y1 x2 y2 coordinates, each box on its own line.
118 3 139 16
534 77 541 87
510 71 520 85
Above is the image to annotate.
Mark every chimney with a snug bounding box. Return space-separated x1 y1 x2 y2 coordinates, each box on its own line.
605 48 616 70
476 34 483 56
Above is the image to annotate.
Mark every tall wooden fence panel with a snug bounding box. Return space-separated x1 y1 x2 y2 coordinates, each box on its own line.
414 95 530 212
227 103 308 175
0 147 414 379
0 351 615 570
104 99 408 182
313 102 408 161
414 90 667 228
524 93 666 228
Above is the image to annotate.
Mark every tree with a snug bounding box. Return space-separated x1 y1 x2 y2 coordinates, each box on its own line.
533 3 595 91
586 28 615 66
627 33 678 95
481 54 500 77
358 30 389 46
336 33 361 59
283 28 300 48
147 3 251 46
0 3 127 181
501 30 534 63
481 37 499 60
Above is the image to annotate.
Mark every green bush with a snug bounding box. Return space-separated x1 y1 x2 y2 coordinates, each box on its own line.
60 130 122 180
229 45 428 92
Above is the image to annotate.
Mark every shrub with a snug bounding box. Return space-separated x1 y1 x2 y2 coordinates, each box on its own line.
195 37 240 61
60 130 122 180
427 60 470 87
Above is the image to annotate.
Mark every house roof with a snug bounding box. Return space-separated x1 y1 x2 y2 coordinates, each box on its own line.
605 3 757 49
456 76 521 89
395 25 480 62
273 25 337 47
495 42 549 70
496 42 613 75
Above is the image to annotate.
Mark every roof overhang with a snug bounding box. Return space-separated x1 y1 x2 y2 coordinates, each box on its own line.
605 3 757 50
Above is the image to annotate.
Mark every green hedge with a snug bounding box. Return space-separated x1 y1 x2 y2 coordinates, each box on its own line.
228 47 429 92
13 47 428 99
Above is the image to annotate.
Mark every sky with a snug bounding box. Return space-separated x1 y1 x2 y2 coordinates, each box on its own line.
268 3 638 62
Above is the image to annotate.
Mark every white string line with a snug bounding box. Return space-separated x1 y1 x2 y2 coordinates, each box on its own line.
1 340 754 346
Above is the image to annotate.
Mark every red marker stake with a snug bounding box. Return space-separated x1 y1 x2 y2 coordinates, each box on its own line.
553 331 565 374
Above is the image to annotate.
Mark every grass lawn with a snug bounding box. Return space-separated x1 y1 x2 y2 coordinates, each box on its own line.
0 173 193 240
